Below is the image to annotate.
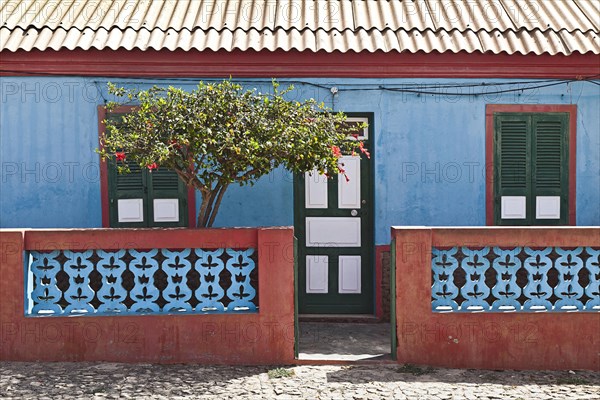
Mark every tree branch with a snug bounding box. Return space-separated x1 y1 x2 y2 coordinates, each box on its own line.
197 187 211 228
201 182 221 227
236 168 259 181
207 183 229 228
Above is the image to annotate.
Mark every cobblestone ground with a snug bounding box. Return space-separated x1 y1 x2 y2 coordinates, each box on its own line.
0 362 598 399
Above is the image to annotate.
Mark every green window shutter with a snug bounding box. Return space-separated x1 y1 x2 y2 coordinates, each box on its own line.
147 168 188 227
532 114 569 225
108 161 148 227
106 112 148 227
106 112 189 227
494 112 569 226
494 114 532 225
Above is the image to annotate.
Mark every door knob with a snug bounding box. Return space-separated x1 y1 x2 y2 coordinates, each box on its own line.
350 209 358 217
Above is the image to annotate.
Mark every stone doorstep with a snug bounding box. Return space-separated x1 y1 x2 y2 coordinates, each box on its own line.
298 314 382 323
294 356 397 366
297 321 393 364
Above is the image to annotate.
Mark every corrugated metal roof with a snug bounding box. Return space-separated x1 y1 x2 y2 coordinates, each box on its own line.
1 0 598 54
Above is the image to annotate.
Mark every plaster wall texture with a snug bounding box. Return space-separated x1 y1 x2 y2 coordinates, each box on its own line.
1 77 598 243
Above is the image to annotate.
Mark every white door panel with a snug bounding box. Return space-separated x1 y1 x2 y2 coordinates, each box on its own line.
338 156 361 209
339 256 361 294
306 255 328 293
305 217 361 247
305 171 328 208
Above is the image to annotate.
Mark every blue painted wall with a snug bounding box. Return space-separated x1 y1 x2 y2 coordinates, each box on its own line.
1 76 598 243
0 77 102 228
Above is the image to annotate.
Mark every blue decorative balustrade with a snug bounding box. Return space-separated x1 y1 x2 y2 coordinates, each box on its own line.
26 248 257 316
432 247 600 312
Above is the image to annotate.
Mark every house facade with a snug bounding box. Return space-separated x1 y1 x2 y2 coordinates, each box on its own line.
1 0 599 317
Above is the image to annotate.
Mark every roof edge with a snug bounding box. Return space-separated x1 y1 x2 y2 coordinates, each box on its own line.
1 48 599 79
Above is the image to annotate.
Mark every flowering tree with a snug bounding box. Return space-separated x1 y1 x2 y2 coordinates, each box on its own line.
99 80 368 227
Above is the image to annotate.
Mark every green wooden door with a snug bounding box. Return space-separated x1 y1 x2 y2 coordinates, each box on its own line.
294 116 374 314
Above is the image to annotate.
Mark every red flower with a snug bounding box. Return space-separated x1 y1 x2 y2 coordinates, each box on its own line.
115 152 126 162
358 142 371 159
351 133 359 139
331 145 342 158
147 162 158 172
169 139 181 149
338 165 349 181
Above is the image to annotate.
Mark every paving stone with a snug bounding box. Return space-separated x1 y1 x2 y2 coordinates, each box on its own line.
0 362 599 399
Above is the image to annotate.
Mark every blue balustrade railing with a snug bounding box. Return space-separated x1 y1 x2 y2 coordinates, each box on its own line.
26 248 257 316
432 246 600 312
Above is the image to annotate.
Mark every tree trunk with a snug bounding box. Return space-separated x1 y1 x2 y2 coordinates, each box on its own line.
207 184 228 227
197 187 211 228
196 184 229 228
